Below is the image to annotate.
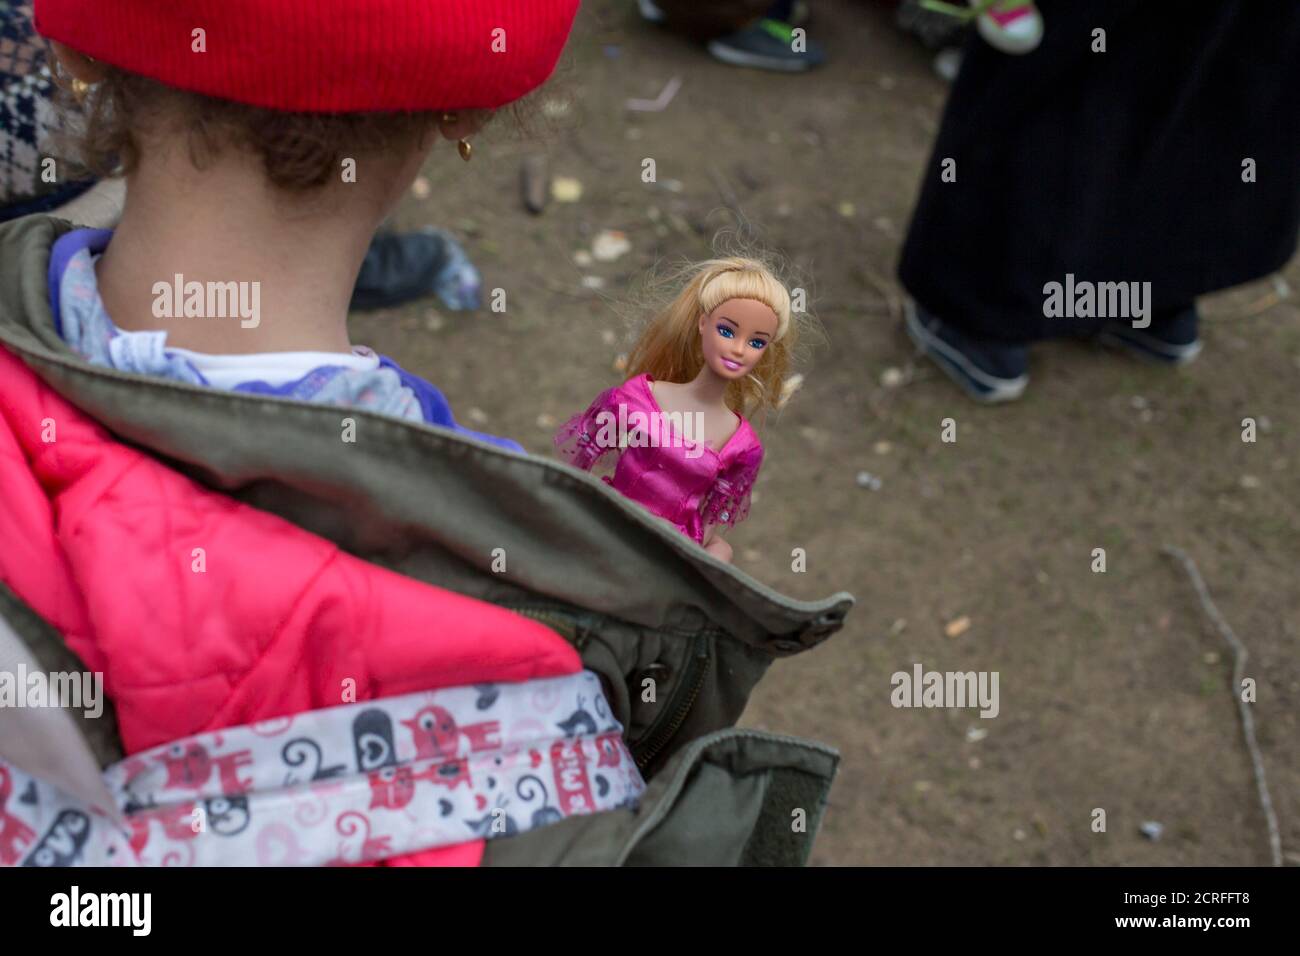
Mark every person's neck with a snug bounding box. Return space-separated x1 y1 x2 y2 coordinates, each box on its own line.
686 365 732 413
95 151 386 355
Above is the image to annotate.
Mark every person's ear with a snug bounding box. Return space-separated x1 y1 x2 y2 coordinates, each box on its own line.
49 41 108 84
435 109 492 143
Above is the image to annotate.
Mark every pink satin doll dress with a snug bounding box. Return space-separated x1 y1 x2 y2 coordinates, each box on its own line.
554 374 763 544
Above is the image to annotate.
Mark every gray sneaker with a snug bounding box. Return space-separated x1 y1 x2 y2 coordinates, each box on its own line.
904 300 1030 403
706 19 827 72
1098 305 1203 365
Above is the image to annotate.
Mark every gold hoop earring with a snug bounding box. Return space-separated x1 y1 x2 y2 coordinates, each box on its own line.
458 139 473 162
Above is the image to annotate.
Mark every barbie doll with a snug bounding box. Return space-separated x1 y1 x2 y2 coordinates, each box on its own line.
555 257 800 564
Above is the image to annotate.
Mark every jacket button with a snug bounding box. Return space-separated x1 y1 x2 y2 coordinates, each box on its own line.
800 611 844 643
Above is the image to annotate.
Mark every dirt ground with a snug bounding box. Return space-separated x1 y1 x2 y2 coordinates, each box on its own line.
350 0 1299 865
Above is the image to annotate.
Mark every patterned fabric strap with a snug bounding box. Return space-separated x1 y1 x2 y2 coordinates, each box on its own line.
1 671 644 866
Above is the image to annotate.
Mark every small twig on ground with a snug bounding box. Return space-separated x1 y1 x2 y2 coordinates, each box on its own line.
625 75 682 113
565 127 618 174
816 299 895 315
857 264 905 323
1162 545 1284 867
707 166 744 223
537 276 597 300
662 210 712 254
1201 274 1292 322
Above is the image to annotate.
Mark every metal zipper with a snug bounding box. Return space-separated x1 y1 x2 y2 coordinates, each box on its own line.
506 604 590 650
631 631 712 770
508 602 715 772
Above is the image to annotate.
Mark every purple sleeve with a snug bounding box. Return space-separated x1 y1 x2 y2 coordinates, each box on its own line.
379 357 524 453
47 228 113 334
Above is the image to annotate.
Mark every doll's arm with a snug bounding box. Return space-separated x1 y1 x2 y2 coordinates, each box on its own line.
703 535 733 563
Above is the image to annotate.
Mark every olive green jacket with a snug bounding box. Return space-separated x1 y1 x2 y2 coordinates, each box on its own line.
0 215 853 865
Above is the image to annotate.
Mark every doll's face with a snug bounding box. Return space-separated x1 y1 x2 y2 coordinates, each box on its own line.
698 298 780 381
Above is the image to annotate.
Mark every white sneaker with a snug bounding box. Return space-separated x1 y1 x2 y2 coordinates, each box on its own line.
975 1 1043 55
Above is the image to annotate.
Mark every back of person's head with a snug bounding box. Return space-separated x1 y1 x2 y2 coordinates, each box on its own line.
35 0 578 192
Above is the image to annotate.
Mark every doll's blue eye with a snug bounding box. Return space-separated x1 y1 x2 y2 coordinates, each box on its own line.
717 325 734 338
749 338 767 350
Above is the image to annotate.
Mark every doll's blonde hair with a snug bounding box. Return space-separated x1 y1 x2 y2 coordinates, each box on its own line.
626 256 799 419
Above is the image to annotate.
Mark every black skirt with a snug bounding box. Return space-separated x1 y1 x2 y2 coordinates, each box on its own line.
898 0 1300 342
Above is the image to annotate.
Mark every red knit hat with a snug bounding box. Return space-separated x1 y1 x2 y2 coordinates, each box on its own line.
34 0 580 113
